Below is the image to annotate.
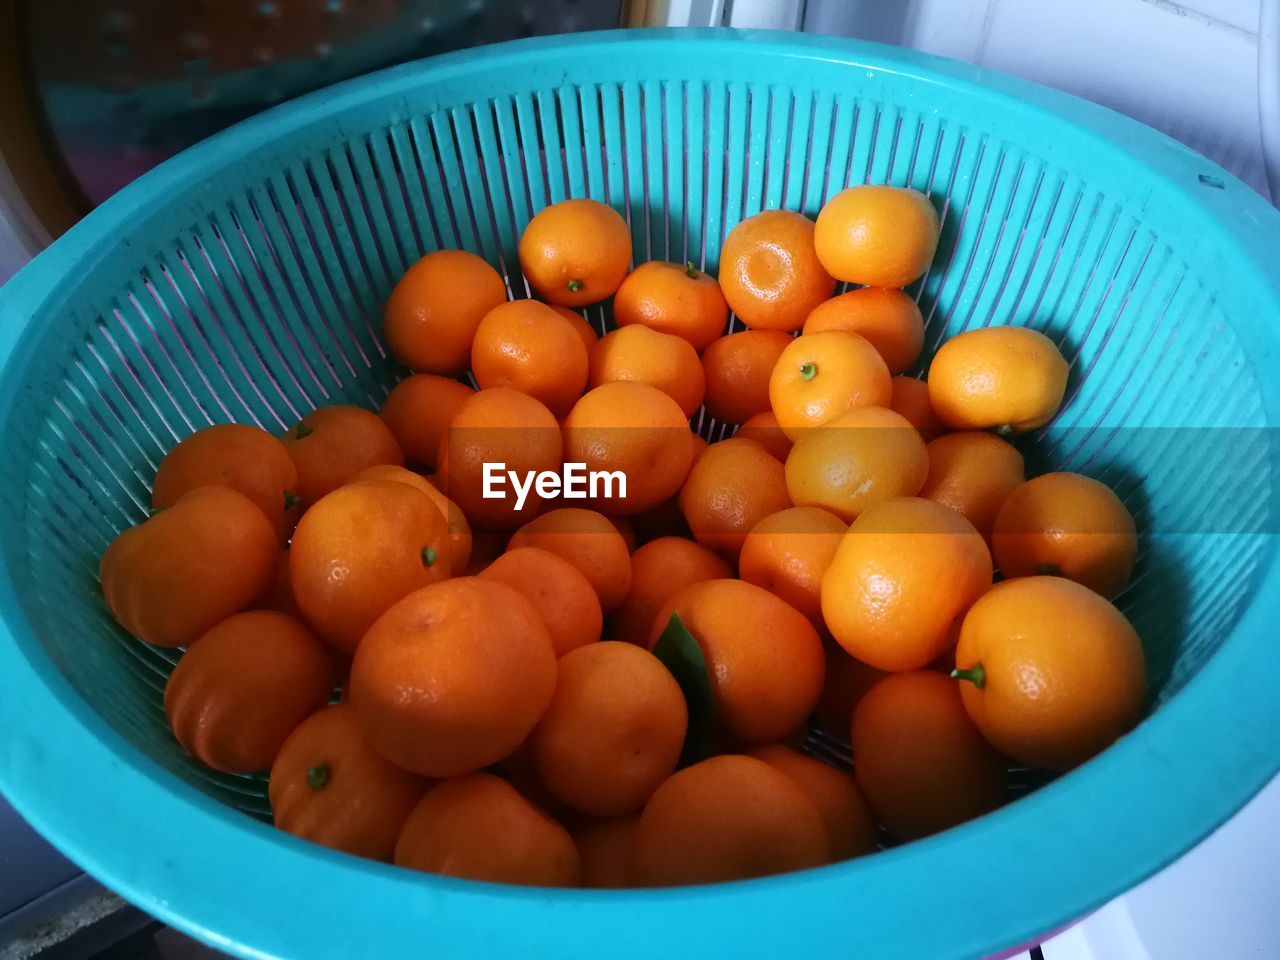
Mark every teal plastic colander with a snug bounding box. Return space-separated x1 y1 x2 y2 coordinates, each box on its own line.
1 28 1279 960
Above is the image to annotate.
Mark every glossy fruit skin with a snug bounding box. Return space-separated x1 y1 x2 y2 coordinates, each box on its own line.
613 260 728 351
384 249 508 375
530 642 688 816
784 406 929 522
289 480 451 654
589 325 706 418
927 326 1069 433
269 704 429 862
748 744 877 860
378 374 475 471
508 507 632 612
889 375 948 442
803 287 926 375
471 299 590 418
630 755 831 886
955 576 1146 770
702 329 794 425
352 464 472 574
152 423 300 543
852 671 1007 840
739 506 847 625
100 486 277 648
992 472 1138 598
348 578 556 777
562 382 694 516
651 579 825 744
736 410 793 462
164 611 336 774
769 331 893 439
572 816 640 889
719 210 836 332
814 186 940 287
821 497 993 671
679 437 792 555
609 536 731 647
920 431 1026 541
518 199 632 307
550 305 601 354
394 773 581 886
480 547 603 657
282 405 404 509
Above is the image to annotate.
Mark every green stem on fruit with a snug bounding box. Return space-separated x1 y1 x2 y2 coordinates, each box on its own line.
951 664 986 689
800 362 818 381
1036 563 1061 576
283 490 300 511
422 546 438 567
306 764 330 790
685 261 700 279
295 423 313 440
567 278 584 293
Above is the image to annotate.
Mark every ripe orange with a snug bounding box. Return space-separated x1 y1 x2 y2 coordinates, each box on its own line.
992 472 1138 597
394 774 580 886
256 546 301 618
630 754 831 886
813 639 887 735
719 210 835 332
518 198 632 307
282 405 403 508
269 703 428 862
702 329 794 425
384 249 508 375
736 410 793 462
471 299 590 418
562 382 694 516
784 406 928 521
348 578 556 777
769 331 892 439
920 432 1026 540
507 507 632 612
803 287 926 375
164 611 335 773
609 536 731 647
651 579 824 743
814 186 939 287
378 374 474 471
748 744 877 860
889 374 947 442
352 464 473 573
550 305 600 354
954 576 1146 770
852 671 1007 840
739 506 847 625
573 815 639 888
480 546 603 657
613 260 728 351
589 325 705 418
679 437 791 554
928 326 1069 433
821 497 992 671
609 515 638 553
290 480 450 653
530 642 687 816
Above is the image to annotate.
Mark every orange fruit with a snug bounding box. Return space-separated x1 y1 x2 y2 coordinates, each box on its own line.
256 547 301 618
821 497 992 671
803 287 926 375
152 423 299 543
164 611 335 773
352 464 472 573
928 326 1069 433
702 329 793 425
813 640 887 735
282 405 403 508
378 373 475 470
588 326 705 418
954 576 1145 770
718 210 836 331
814 186 939 287
573 816 639 888
508 507 632 611
436 387 562 529
609 536 731 647
748 744 877 860
736 410 793 462
550 305 600 353
562 383 694 516
739 506 847 625
480 546 603 657
530 642 687 816
290 480 451 653
852 671 1007 840
394 774 580 886
269 704 428 861
471 299 590 417
349 578 555 777
679 437 791 554
609 515 638 553
99 487 276 648
889 375 947 442
518 198 632 307
784 406 928 521
919 432 1026 540
651 579 824 743
462 528 509 575
992 472 1138 597
769 331 892 439
384 249 508 375
613 260 729 351
628 495 693 546
630 755 831 885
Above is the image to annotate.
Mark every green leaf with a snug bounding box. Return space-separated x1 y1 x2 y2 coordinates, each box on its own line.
651 611 715 767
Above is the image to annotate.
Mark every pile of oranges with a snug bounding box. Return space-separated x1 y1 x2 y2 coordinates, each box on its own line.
98 185 1146 888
